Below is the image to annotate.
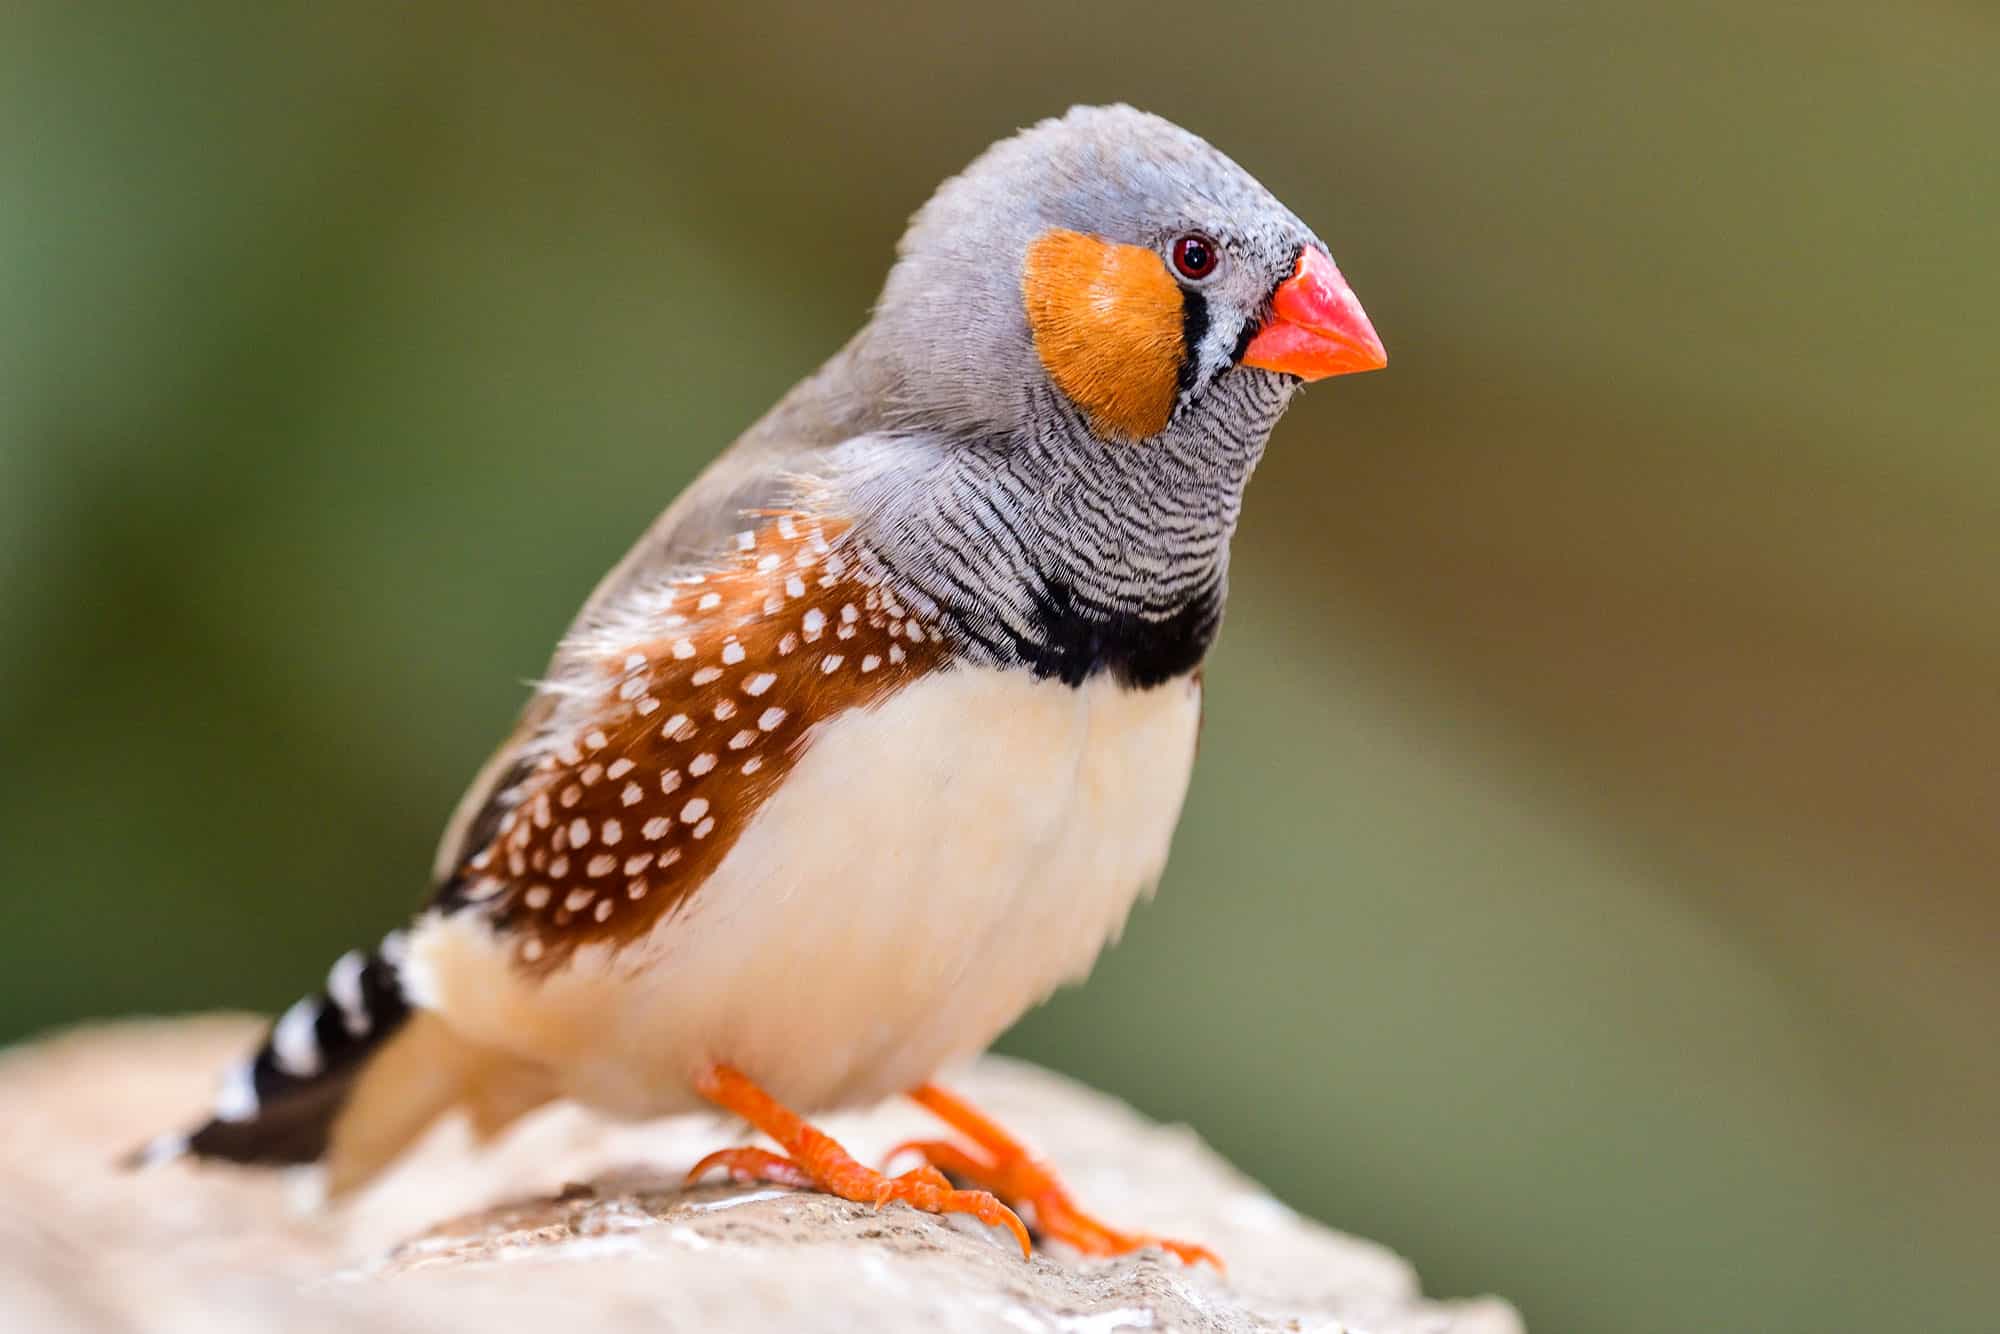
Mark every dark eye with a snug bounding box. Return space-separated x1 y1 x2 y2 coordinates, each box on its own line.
1170 232 1218 281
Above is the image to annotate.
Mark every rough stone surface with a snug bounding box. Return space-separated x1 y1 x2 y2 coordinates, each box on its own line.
0 1017 1521 1333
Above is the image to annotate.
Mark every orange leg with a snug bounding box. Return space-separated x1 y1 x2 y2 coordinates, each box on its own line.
685 1065 1030 1258
886 1083 1222 1270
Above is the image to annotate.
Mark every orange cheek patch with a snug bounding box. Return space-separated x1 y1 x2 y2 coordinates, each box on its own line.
1022 229 1186 441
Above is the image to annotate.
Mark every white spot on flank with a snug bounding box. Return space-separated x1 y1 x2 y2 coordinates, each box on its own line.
822 551 845 575
624 852 652 876
777 515 798 539
763 595 784 616
758 706 786 731
642 816 672 840
565 888 596 912
889 644 906 664
559 783 582 809
272 999 323 1077
659 847 683 867
673 640 695 660
587 854 617 878
743 672 775 696
618 677 647 701
778 633 799 656
785 575 806 598
820 654 843 673
624 653 647 671
697 592 722 611
680 797 709 822
735 530 755 551
836 624 855 640
691 666 722 686
525 885 552 909
802 609 826 639
606 758 635 779
693 817 715 839
584 730 608 751
757 553 780 572
549 855 571 879
637 696 660 715
555 742 582 766
721 641 745 665
689 752 717 776
522 939 545 962
569 818 591 847
861 655 881 673
580 763 604 786
659 769 683 794
661 714 689 739
627 879 649 900
742 755 764 774
840 603 858 623
594 899 613 922
601 818 622 844
728 729 757 750
713 698 736 721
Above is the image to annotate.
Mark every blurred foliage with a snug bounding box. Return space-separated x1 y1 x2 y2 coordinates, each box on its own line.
7 3 1997 1331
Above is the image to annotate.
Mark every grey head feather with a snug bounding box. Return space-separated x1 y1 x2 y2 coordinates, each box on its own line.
861 103 1320 440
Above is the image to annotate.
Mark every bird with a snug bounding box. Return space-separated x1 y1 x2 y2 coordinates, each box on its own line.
131 104 1386 1266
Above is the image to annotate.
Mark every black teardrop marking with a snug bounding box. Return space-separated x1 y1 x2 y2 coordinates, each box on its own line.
1176 288 1211 394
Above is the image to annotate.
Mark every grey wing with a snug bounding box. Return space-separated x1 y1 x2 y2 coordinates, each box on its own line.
426 335 880 888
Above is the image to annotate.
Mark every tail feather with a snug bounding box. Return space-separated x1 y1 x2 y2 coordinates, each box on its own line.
127 930 414 1170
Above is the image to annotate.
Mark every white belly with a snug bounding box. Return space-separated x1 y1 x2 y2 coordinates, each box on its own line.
408 667 1202 1117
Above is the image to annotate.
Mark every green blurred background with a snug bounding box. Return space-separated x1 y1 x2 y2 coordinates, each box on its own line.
7 3 1997 1330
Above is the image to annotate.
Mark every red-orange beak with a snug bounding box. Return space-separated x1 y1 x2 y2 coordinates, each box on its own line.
1241 247 1387 381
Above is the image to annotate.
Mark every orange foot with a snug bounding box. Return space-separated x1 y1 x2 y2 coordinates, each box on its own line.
685 1064 1031 1258
885 1083 1222 1270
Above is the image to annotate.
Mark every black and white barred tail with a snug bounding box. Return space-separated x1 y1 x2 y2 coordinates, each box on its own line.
127 930 413 1169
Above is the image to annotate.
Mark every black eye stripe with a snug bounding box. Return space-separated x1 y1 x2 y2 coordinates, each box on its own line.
1177 288 1210 393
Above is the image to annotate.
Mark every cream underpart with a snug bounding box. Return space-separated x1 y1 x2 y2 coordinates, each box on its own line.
406 665 1202 1118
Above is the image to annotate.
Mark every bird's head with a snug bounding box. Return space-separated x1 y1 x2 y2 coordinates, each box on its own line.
865 104 1385 446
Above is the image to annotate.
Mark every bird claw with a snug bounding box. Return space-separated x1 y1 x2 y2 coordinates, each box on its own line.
689 1066 1030 1257
898 1085 1225 1272
686 1145 815 1190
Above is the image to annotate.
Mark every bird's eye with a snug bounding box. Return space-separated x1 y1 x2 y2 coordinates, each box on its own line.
1170 233 1219 281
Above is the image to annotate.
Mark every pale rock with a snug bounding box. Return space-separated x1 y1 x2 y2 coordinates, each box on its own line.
0 1017 1521 1333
